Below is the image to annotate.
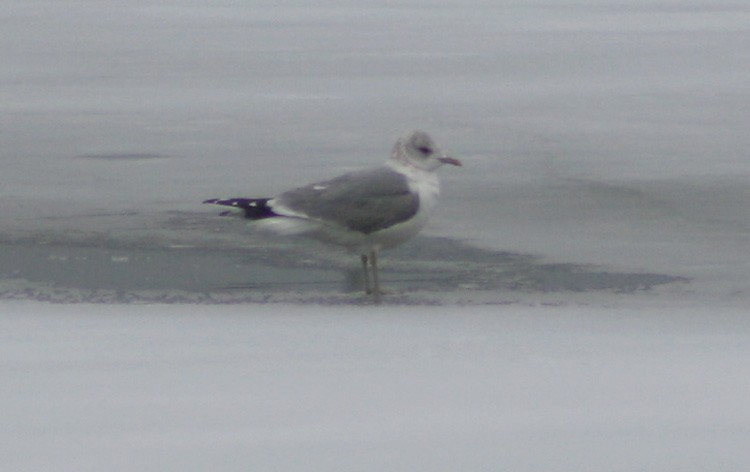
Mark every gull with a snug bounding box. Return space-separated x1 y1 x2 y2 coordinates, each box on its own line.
203 130 462 299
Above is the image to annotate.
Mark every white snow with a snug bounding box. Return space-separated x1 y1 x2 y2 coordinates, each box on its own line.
2 299 750 471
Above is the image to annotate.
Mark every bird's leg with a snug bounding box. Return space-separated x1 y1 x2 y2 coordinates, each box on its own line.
370 250 382 302
360 254 371 294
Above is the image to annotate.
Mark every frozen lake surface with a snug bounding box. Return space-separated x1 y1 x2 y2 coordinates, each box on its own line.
2 0 749 303
2 0 750 469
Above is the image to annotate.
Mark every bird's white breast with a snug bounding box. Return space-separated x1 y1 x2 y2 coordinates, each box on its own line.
365 162 441 251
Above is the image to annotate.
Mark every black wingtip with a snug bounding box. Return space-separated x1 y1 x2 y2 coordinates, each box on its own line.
203 197 278 220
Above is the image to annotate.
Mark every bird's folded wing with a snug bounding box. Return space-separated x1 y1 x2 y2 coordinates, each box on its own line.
274 167 419 234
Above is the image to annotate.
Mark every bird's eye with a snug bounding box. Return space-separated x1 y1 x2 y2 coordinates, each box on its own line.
417 146 433 155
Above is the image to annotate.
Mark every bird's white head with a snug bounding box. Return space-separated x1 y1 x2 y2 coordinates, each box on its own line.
391 130 462 171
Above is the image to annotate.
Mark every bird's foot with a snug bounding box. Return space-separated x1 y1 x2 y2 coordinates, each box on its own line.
365 287 393 304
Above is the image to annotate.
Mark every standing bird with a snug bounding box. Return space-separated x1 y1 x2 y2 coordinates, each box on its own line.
204 130 462 299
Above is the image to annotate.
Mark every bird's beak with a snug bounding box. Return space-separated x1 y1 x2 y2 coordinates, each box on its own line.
439 156 462 167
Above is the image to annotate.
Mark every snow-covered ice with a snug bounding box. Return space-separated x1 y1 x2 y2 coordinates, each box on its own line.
3 300 750 471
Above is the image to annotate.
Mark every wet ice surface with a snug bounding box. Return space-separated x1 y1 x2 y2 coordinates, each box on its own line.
1 204 687 306
0 233 685 305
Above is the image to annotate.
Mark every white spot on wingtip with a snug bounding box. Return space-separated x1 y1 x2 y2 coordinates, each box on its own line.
313 185 327 191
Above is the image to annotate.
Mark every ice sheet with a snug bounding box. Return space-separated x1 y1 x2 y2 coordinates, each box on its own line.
2 2 750 468
2 0 749 303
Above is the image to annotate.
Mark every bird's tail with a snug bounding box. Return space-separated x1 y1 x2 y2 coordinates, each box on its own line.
202 198 277 220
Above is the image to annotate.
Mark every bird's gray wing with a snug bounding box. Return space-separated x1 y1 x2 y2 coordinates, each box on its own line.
274 167 419 234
